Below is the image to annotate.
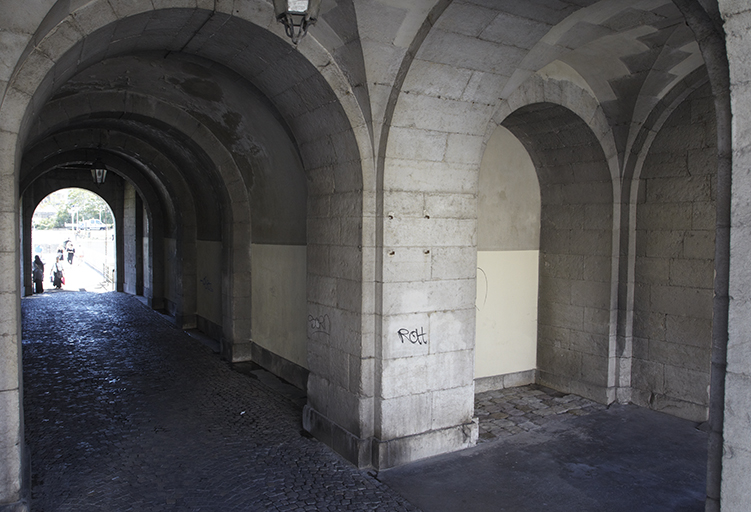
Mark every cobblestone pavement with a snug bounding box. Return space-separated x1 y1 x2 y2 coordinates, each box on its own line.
474 385 608 443
22 292 418 512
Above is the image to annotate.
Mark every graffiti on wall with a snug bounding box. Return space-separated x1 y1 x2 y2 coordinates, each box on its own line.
200 276 213 292
308 314 330 335
398 327 428 345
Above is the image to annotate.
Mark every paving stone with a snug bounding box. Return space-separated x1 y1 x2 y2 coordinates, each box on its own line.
474 383 604 443
22 292 419 512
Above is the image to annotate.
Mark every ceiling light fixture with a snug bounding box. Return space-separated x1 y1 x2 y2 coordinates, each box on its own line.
273 0 321 45
90 158 108 185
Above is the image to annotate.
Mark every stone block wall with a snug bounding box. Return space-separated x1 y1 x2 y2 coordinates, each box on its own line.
302 95 369 465
504 103 614 403
632 84 716 422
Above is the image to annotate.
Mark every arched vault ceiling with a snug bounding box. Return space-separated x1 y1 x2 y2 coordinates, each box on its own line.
27 48 311 243
405 0 707 166
16 7 362 190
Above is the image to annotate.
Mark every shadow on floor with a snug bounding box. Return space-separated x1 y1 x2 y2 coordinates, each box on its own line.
379 403 707 512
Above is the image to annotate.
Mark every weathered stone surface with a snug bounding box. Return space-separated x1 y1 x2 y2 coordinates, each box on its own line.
0 0 746 502
0 389 22 505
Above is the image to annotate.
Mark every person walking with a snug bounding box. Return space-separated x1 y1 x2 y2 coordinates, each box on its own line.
66 242 75 264
52 255 64 289
32 255 44 293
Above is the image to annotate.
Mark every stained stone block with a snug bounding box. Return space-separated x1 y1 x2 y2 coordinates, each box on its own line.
638 203 693 231
417 29 526 74
728 298 751 375
539 253 584 280
668 258 714 289
571 280 610 308
327 348 351 391
0 326 18 392
665 315 712 348
426 350 474 391
635 256 670 285
386 127 447 162
445 133 485 165
328 383 366 435
430 246 476 280
0 389 22 504
382 312 431 360
642 229 684 258
384 217 476 248
569 331 609 358
428 308 475 354
664 365 710 405
650 285 713 319
384 191 426 218
0 87 30 134
542 204 585 231
381 356 428 399
538 228 570 254
537 344 580 378
632 357 665 393
385 159 478 194
721 444 751 512
631 336 649 360
424 193 476 220
402 59 472 100
538 300 584 331
431 386 475 431
650 340 710 373
383 247 431 283
646 176 713 203
724 371 751 453
379 393 432 439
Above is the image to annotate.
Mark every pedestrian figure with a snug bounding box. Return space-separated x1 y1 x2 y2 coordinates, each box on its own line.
66 242 75 264
32 255 44 293
52 256 64 289
56 245 64 261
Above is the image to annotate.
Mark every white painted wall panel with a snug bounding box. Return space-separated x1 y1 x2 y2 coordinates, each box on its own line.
475 250 538 378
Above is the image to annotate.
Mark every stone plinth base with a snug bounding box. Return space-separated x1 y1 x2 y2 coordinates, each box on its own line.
537 370 614 405
303 405 371 468
0 500 29 512
372 418 478 469
303 405 479 470
475 369 535 393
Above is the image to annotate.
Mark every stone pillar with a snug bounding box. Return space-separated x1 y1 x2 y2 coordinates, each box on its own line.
135 193 144 296
719 2 751 510
370 132 480 469
0 132 29 510
123 181 137 295
114 180 126 294
20 192 34 297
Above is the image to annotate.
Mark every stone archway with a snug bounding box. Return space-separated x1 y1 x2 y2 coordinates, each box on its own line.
501 102 616 404
0 5 377 502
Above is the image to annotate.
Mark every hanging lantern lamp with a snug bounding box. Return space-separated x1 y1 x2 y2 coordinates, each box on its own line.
273 0 322 45
91 158 108 185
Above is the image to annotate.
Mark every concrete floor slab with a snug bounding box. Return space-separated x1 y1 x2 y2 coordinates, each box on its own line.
379 401 708 512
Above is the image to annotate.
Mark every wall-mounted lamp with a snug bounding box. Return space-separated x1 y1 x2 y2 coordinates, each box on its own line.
91 158 108 185
273 0 321 45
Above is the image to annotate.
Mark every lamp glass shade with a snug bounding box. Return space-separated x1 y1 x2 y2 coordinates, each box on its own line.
91 159 108 185
288 0 309 13
273 0 321 43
